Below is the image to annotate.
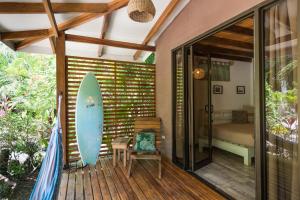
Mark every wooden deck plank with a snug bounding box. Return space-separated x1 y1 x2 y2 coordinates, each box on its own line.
58 172 69 200
162 160 224 200
129 160 165 200
66 170 76 200
102 158 129 200
96 162 112 200
60 158 224 200
90 166 103 200
106 158 139 200
118 161 147 200
83 166 94 200
142 160 196 200
99 159 121 200
75 167 84 200
134 161 170 200
162 161 212 200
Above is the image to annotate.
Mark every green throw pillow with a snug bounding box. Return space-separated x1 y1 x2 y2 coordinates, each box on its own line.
134 132 156 152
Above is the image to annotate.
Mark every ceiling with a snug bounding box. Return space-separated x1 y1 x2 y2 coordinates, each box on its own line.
0 0 190 61
194 17 254 62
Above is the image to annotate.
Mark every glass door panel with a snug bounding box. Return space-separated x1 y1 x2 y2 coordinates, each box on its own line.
190 46 212 170
263 0 299 199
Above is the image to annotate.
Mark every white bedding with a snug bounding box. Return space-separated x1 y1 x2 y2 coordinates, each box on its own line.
212 123 254 147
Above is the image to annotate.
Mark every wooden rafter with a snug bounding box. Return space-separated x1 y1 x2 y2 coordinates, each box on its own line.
200 36 253 50
133 0 181 60
43 0 59 38
49 37 56 53
195 45 253 58
210 54 253 62
15 0 129 50
0 2 108 14
1 29 49 40
224 25 253 36
66 34 156 52
98 14 111 57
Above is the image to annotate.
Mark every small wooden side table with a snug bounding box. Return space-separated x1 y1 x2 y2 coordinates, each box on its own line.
112 137 131 167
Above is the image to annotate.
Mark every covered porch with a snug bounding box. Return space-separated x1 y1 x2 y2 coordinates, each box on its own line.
58 158 223 200
0 0 270 199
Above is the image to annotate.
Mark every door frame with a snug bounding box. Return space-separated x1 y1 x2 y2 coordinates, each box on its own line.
171 0 285 199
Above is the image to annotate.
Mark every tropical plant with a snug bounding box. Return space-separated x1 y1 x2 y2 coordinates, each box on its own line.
0 43 56 184
265 58 298 139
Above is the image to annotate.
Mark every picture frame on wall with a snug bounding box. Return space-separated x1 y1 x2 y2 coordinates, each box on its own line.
236 86 245 94
213 85 223 94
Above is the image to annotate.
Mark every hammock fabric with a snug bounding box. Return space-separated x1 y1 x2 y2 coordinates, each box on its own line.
29 96 63 200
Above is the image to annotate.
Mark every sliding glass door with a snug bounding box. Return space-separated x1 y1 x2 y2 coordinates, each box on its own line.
172 46 213 170
263 0 299 199
188 45 212 170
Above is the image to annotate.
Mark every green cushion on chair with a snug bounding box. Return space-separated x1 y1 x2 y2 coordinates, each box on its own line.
134 132 156 152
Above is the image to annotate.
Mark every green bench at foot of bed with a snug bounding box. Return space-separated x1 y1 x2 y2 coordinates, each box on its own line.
198 138 254 166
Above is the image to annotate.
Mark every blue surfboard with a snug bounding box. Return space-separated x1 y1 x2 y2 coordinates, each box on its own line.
76 72 103 166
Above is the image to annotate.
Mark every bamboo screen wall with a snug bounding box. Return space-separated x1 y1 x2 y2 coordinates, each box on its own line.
66 56 156 163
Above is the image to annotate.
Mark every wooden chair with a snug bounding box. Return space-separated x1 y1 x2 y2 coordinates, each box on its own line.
127 117 162 179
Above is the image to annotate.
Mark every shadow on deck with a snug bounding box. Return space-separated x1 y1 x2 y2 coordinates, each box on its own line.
58 158 224 200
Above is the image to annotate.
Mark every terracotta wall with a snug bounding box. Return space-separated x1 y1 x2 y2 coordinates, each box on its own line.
155 0 265 159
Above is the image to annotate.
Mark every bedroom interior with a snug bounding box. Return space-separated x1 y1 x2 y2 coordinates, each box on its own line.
176 16 256 199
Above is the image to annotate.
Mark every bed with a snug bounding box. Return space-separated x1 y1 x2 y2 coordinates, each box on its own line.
213 123 254 147
198 108 255 166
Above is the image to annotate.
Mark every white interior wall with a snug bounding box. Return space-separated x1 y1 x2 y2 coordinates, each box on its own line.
211 59 254 111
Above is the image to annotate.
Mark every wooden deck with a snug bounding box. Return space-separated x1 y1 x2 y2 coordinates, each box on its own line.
58 158 225 200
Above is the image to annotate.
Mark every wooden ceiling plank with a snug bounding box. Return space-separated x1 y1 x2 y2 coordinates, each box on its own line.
210 53 253 62
98 14 111 57
223 25 253 36
133 0 181 60
0 2 108 14
195 44 253 58
15 0 129 50
66 34 156 52
1 29 50 40
201 36 253 50
43 0 59 38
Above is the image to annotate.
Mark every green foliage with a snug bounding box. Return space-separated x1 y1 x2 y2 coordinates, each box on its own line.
265 58 298 137
0 180 12 198
145 53 155 64
0 43 55 181
7 160 27 180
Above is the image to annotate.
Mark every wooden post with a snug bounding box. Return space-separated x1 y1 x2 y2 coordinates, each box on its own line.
56 31 68 166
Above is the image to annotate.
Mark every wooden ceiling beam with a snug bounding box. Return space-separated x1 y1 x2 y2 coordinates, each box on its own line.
15 0 129 50
66 34 156 52
49 37 56 53
43 0 59 38
210 53 253 62
201 36 253 50
1 29 50 40
195 45 253 58
223 25 253 36
0 2 108 14
133 0 181 60
98 14 111 57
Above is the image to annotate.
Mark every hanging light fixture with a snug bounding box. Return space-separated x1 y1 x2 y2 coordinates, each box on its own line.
193 68 205 80
127 0 156 23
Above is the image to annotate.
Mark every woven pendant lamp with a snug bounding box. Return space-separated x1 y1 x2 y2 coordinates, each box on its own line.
128 0 156 23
